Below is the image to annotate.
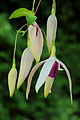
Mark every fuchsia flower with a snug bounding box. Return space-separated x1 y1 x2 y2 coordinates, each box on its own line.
17 48 34 89
35 56 72 102
26 55 72 104
26 15 73 104
28 22 43 62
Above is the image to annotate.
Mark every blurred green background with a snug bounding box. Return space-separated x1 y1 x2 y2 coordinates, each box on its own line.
0 0 80 120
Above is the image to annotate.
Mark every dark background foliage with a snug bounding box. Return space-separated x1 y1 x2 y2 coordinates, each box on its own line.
0 0 80 120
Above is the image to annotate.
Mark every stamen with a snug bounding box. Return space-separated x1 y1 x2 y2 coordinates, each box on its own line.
48 61 58 78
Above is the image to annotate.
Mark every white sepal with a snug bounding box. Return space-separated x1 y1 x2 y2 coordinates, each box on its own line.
57 59 73 104
35 57 56 93
26 60 46 99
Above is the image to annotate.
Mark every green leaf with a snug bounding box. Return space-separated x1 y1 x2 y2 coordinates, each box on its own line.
9 8 34 19
9 8 37 24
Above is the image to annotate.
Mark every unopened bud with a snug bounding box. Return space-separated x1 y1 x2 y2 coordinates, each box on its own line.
8 67 17 97
28 23 43 62
17 47 34 89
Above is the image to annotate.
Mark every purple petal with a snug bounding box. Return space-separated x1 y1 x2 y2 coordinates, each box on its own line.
48 61 58 78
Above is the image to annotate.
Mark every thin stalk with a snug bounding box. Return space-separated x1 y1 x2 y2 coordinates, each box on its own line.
13 24 27 65
32 0 36 12
51 0 56 15
35 0 41 15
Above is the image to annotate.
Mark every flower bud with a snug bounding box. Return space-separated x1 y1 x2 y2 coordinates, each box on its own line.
28 23 43 62
8 67 17 97
17 47 34 89
47 15 57 53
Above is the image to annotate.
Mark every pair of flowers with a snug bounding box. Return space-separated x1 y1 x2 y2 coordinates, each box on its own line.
8 13 73 104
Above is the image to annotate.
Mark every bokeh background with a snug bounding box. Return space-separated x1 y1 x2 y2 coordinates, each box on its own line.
0 0 80 120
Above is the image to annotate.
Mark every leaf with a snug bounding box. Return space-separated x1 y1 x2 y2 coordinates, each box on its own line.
9 8 34 19
9 8 37 24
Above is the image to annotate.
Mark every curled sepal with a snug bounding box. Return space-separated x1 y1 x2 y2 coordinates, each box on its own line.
47 15 57 53
8 67 17 97
28 23 43 63
57 59 73 104
44 77 54 97
17 48 34 89
26 60 45 100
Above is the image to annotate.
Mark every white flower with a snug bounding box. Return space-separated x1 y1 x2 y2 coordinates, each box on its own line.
8 67 17 97
17 47 34 89
26 56 73 104
28 22 43 62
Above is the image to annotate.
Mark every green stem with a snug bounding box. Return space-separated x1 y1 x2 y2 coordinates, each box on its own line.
51 0 56 15
50 46 56 57
32 0 36 12
12 24 27 66
12 58 16 68
27 32 30 47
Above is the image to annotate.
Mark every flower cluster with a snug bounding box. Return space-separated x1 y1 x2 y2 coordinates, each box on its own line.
8 0 73 104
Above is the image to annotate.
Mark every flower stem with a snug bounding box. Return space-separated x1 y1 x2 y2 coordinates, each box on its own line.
50 46 56 57
35 0 41 15
12 24 27 66
51 0 56 15
32 0 36 12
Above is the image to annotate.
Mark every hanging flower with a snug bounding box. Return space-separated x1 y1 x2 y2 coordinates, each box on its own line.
8 67 17 97
28 22 43 63
17 47 34 89
47 14 57 53
26 53 73 104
